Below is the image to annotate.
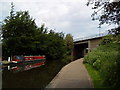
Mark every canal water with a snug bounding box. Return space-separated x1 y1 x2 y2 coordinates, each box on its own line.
2 60 65 88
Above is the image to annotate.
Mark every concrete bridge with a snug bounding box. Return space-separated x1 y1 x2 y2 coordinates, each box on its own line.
73 33 108 60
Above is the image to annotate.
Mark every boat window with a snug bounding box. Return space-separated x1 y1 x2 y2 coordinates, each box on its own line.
16 56 20 59
16 56 24 60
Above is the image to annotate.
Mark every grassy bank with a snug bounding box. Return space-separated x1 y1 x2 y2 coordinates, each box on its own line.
85 64 108 88
84 35 119 88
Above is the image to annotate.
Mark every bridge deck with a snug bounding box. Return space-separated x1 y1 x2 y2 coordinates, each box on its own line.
46 58 93 88
74 32 108 42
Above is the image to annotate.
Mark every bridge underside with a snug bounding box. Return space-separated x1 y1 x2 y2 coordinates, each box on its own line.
73 43 88 60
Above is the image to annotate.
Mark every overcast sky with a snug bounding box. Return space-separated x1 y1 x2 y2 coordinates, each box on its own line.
0 0 115 39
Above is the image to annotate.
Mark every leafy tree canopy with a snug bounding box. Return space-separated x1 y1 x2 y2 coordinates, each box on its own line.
65 34 74 55
2 6 37 56
87 0 120 34
2 3 69 61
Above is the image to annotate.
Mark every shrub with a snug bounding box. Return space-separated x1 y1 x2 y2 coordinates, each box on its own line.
84 35 119 88
93 59 101 70
62 54 73 64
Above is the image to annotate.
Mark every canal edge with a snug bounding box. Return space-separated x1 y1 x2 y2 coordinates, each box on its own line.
45 61 72 88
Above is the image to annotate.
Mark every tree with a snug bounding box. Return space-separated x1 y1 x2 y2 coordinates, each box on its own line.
2 3 69 62
2 3 37 58
42 30 66 60
65 34 74 55
32 24 47 54
87 0 120 34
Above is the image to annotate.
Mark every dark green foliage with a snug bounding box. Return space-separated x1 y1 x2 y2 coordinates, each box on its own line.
87 0 120 26
100 34 120 45
63 34 74 63
65 34 74 55
87 0 120 35
84 35 119 88
2 3 70 62
39 29 66 60
2 10 37 58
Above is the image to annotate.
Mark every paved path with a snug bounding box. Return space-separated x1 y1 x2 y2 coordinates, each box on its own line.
46 58 93 88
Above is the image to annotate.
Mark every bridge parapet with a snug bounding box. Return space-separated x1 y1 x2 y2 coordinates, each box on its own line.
74 32 108 42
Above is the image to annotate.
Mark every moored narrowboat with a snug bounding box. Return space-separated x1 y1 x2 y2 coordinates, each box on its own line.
11 55 46 64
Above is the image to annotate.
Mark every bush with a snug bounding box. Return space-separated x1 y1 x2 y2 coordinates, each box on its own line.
84 35 119 88
93 59 101 70
61 54 73 64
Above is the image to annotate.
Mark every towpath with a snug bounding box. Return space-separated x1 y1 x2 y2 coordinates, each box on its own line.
46 58 93 88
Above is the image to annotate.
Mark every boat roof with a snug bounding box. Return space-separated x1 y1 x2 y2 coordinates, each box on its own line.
24 56 44 57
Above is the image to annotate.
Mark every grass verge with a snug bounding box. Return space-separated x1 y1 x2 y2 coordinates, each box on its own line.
85 63 107 88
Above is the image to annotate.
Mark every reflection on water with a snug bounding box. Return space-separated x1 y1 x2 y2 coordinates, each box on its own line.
2 61 47 88
8 62 45 73
2 60 65 88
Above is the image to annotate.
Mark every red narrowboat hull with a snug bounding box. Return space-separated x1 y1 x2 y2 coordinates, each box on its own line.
11 55 46 64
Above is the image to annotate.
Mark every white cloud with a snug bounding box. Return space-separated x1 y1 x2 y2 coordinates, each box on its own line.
0 0 110 39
